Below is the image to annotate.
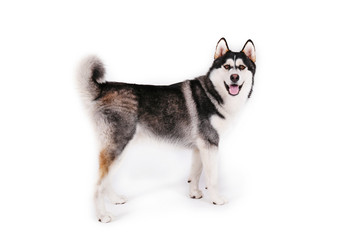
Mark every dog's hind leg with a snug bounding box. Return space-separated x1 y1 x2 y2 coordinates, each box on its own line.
188 148 203 199
95 148 122 223
106 184 127 205
94 108 137 222
101 152 128 206
95 144 131 223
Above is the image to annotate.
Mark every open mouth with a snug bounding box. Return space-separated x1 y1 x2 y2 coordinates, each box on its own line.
224 82 243 96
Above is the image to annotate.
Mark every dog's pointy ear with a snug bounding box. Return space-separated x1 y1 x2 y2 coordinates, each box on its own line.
242 39 256 62
214 38 229 59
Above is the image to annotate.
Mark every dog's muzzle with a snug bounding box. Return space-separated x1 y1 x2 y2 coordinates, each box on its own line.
224 81 243 96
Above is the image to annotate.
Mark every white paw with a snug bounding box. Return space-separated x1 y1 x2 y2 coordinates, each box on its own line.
109 195 127 205
189 189 203 199
211 196 228 205
98 214 113 223
110 196 127 205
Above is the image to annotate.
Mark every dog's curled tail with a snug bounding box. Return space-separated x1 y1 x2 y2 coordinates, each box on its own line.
77 55 106 105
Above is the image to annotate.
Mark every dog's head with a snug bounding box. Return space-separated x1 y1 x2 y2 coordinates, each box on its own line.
208 38 256 99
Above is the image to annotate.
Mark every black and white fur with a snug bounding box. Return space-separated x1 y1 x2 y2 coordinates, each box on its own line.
77 38 256 222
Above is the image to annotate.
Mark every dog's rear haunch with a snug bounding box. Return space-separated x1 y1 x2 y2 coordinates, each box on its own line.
77 38 256 222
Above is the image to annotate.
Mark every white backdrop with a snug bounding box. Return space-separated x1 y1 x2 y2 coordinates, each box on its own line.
0 0 359 239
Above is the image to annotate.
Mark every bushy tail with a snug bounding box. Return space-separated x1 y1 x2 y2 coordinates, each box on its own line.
77 55 106 105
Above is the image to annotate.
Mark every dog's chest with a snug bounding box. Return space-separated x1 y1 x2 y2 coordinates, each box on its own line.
210 114 230 137
210 97 247 137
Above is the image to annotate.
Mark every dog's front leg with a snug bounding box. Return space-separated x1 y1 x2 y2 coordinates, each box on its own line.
198 146 227 205
188 148 203 199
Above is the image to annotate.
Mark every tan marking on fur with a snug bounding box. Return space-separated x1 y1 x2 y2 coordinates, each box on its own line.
101 91 118 104
99 149 112 180
98 90 138 114
214 49 228 59
242 50 256 62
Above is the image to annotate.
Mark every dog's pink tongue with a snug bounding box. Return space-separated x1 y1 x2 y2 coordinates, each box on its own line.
229 85 240 95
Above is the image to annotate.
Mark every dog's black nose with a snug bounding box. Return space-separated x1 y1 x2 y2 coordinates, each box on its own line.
230 74 239 82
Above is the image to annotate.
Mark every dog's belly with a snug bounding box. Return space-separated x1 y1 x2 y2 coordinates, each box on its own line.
135 121 195 147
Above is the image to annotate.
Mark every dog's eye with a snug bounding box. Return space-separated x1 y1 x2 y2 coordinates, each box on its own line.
239 65 246 70
223 64 230 70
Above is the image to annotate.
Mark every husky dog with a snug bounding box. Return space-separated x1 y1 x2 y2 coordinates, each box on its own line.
77 38 256 222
